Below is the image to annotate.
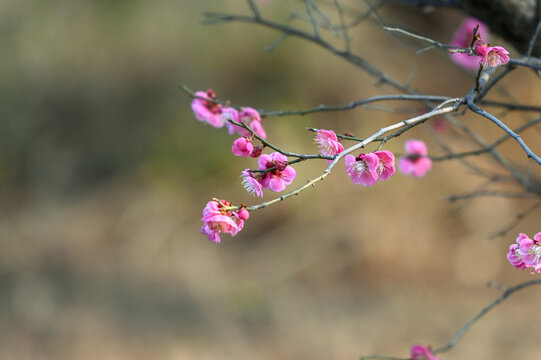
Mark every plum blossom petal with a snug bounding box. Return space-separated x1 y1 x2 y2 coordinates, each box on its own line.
232 137 254 157
191 89 225 128
241 169 264 197
449 17 489 70
410 345 440 360
474 42 510 68
344 153 379 186
315 129 344 161
200 199 247 243
374 150 395 181
226 107 267 139
258 152 296 192
519 236 541 273
507 233 541 273
507 244 526 269
399 140 432 178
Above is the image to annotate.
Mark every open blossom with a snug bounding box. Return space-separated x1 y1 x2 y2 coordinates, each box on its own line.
373 150 395 181
226 107 267 139
519 232 541 273
241 169 264 197
449 17 489 70
344 153 379 186
191 89 226 128
399 140 432 178
315 129 344 161
507 233 529 270
258 152 296 192
232 137 254 157
201 199 248 244
410 345 440 360
507 233 541 273
474 41 510 68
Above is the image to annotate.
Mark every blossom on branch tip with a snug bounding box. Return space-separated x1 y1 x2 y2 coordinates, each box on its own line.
315 129 344 161
398 140 432 178
449 17 489 70
474 41 510 68
201 199 246 244
410 345 440 360
373 150 395 181
232 137 254 157
191 89 226 128
344 153 379 186
226 107 267 139
258 152 296 192
241 169 264 197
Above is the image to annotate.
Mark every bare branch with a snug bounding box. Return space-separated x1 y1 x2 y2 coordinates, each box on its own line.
466 100 541 166
490 200 541 238
433 279 541 355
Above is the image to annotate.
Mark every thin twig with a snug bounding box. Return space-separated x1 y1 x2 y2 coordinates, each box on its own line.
226 117 332 161
304 0 321 39
201 12 410 92
246 0 261 20
444 116 532 191
432 115 541 161
433 279 541 355
242 99 461 212
260 94 452 116
446 190 539 202
466 100 541 166
333 0 351 53
526 22 541 58
489 200 541 238
383 26 455 50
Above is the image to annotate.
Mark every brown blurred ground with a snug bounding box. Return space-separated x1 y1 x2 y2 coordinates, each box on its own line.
1 1 540 359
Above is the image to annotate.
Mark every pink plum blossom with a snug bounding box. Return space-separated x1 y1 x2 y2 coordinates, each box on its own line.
232 137 254 157
315 129 344 161
399 140 432 178
258 152 296 192
222 106 239 128
191 89 225 128
201 199 246 244
237 208 250 220
241 169 264 197
507 233 541 273
507 234 528 270
226 107 267 139
474 41 510 68
373 150 395 181
450 17 489 70
519 233 541 273
344 153 379 186
410 345 440 360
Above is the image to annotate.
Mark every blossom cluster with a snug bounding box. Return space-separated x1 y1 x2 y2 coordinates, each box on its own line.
507 232 541 274
345 151 395 186
241 152 296 196
201 199 249 244
193 95 434 242
191 88 266 138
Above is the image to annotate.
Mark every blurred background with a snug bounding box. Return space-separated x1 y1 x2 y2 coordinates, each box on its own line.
1 1 540 359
